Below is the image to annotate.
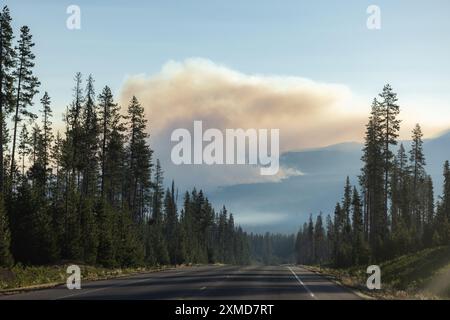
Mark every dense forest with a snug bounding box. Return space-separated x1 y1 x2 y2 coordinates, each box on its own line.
248 233 296 265
0 6 254 268
295 85 450 267
4 6 448 271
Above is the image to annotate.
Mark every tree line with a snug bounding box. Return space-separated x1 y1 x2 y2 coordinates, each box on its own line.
295 84 450 267
248 233 296 265
0 6 251 268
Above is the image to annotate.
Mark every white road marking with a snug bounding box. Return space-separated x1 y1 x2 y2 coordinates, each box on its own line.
287 266 317 300
200 286 207 290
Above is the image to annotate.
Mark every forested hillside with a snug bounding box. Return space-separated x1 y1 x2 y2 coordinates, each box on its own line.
0 6 251 268
295 85 450 267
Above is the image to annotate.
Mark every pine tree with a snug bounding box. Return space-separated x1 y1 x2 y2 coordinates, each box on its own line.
351 187 368 264
262 232 273 265
10 26 40 188
66 72 84 183
96 202 115 267
225 213 236 264
126 96 152 222
80 75 98 196
152 160 164 223
341 177 352 244
409 124 426 236
17 125 30 176
392 144 411 229
422 176 435 247
92 85 123 265
378 84 401 242
434 161 450 245
325 214 334 263
63 183 82 261
116 209 145 267
180 191 194 262
30 190 58 264
361 98 385 257
442 161 450 222
79 197 98 265
0 6 15 193
336 182 354 267
164 181 179 264
313 213 325 265
217 207 228 262
40 92 53 181
0 194 12 266
98 86 121 199
306 214 314 264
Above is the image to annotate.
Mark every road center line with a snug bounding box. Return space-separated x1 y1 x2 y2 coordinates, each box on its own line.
287 266 317 300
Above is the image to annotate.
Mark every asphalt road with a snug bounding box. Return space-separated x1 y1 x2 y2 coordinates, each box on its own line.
0 265 361 300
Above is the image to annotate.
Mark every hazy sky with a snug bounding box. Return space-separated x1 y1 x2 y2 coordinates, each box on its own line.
4 0 450 190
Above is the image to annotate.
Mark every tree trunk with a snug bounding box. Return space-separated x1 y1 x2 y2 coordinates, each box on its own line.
10 61 23 191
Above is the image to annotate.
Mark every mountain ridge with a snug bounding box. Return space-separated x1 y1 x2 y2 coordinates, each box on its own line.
210 130 450 234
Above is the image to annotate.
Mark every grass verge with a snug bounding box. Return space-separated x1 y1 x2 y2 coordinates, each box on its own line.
0 264 178 292
306 246 450 299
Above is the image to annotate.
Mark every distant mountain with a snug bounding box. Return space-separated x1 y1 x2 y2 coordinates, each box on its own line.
209 132 450 234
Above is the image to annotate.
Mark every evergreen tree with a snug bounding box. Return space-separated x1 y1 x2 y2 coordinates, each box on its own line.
66 72 84 183
442 161 450 222
96 202 115 267
341 177 352 243
422 176 435 247
306 214 314 264
17 124 30 176
360 98 386 258
80 75 99 196
126 96 152 222
152 160 164 222
10 26 40 188
325 214 334 263
0 6 15 192
116 209 145 267
351 187 368 264
164 181 179 264
98 86 121 199
434 161 450 245
313 213 326 265
40 92 53 182
378 84 401 243
392 144 411 229
409 124 426 236
0 194 12 266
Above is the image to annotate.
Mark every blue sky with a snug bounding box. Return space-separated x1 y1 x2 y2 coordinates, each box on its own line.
5 0 450 113
5 1 450 230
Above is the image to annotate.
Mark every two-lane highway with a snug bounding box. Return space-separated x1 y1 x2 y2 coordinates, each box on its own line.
0 265 361 300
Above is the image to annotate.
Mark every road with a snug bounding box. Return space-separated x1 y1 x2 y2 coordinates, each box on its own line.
0 265 361 300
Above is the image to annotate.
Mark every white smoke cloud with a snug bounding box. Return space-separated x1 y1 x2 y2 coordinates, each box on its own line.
119 58 366 189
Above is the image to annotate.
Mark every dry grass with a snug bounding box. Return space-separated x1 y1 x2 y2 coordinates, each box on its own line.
307 246 450 300
0 264 174 291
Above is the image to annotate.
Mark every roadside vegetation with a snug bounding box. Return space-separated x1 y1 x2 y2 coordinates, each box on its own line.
308 246 450 299
0 264 179 291
294 85 450 300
